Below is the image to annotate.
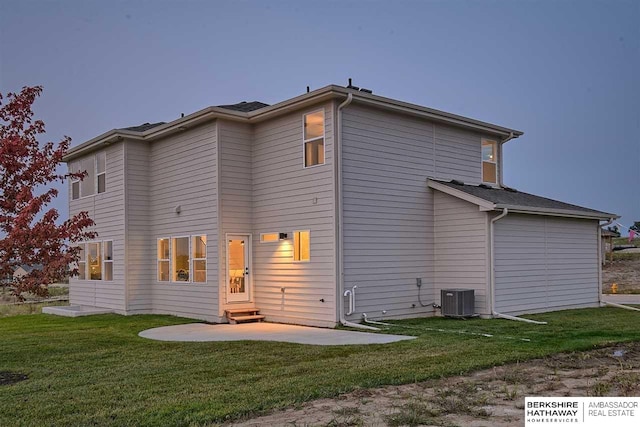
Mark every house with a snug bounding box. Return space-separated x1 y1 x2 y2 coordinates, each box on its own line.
13 264 43 280
61 83 617 327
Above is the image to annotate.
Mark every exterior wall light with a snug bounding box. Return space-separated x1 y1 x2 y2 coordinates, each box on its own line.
279 233 289 240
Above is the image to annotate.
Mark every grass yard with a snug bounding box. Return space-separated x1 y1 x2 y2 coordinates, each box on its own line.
0 301 69 317
1 308 640 426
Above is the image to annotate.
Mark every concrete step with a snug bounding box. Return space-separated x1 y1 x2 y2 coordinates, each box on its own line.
228 314 265 324
225 308 259 315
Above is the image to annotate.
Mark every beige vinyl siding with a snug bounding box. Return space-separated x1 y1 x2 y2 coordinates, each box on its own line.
341 105 436 320
493 214 600 314
218 120 254 313
124 140 152 313
252 103 336 327
434 192 489 315
434 125 484 184
68 143 126 311
148 121 219 321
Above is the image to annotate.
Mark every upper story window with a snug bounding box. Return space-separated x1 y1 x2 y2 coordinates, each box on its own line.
70 152 106 200
303 110 325 167
481 139 497 184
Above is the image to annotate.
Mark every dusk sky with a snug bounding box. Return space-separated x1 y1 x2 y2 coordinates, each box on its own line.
1 0 638 228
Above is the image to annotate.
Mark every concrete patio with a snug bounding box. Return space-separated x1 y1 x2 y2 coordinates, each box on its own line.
139 322 416 346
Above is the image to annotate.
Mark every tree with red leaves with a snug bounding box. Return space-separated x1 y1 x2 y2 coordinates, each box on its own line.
0 86 95 299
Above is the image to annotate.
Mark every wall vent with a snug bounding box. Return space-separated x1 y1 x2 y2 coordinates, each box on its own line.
441 289 475 317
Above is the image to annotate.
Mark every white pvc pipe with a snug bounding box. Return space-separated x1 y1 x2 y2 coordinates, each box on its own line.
362 313 392 326
343 290 353 315
351 285 357 313
602 301 640 312
489 208 547 325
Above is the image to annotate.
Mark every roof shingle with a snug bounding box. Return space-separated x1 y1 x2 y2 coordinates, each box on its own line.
120 122 166 132
431 179 617 219
216 101 269 112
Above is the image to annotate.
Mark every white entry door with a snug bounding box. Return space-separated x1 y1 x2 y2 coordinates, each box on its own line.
227 234 251 302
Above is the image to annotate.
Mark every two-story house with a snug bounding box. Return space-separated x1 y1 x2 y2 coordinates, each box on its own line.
57 84 617 327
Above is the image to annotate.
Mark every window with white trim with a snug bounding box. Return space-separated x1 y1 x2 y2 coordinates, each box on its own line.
192 235 207 283
74 241 113 281
96 151 106 194
303 110 324 167
260 233 279 243
172 237 190 281
77 245 86 280
293 230 310 262
103 241 113 281
70 151 107 200
482 139 498 184
71 171 80 200
88 242 101 280
157 238 170 282
156 235 207 283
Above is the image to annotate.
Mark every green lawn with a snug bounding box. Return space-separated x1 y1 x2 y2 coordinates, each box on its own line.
1 309 640 426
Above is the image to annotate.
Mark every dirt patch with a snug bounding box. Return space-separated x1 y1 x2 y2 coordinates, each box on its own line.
229 342 640 427
603 257 640 294
0 371 29 386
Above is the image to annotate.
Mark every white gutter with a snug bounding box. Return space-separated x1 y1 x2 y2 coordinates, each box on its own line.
335 93 378 331
489 208 547 324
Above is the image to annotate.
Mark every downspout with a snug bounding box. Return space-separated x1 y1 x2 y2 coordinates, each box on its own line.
489 208 547 324
336 93 379 331
498 132 515 188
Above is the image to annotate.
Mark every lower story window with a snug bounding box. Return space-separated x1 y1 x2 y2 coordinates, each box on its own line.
78 245 86 280
104 241 113 281
75 240 113 281
88 242 101 280
172 237 190 282
293 230 310 261
157 234 207 283
157 238 170 282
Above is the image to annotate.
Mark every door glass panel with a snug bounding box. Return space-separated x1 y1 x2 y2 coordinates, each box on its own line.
228 239 246 294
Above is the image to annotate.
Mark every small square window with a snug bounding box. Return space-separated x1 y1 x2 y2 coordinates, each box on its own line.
260 233 279 243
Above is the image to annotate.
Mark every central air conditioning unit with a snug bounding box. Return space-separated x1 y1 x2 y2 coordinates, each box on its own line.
441 289 475 318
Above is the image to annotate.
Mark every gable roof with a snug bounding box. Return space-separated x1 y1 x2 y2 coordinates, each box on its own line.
64 84 524 162
217 101 269 112
428 179 618 220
